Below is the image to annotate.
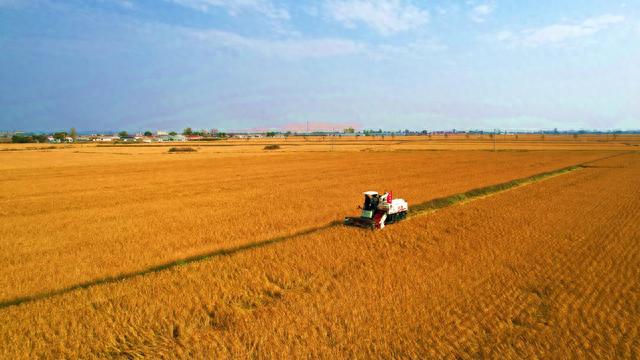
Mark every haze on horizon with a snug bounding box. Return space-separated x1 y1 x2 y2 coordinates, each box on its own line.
1 0 639 132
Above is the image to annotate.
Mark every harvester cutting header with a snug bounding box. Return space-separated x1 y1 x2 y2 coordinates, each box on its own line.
344 191 408 230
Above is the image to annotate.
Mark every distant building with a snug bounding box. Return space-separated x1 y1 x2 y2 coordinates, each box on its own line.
155 130 168 136
157 134 186 142
0 131 14 139
94 135 119 142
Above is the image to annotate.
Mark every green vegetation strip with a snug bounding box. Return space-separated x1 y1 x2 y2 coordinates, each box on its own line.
0 221 342 310
408 165 582 217
2 152 631 310
408 151 633 217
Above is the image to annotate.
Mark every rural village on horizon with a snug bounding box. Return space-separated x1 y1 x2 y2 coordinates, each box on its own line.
3 126 639 144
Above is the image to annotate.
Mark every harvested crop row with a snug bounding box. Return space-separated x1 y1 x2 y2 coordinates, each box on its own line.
1 153 638 358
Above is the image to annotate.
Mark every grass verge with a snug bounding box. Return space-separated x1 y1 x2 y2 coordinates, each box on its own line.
168 147 197 153
409 165 582 216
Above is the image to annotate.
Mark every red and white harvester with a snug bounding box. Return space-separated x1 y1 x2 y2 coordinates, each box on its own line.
344 191 408 230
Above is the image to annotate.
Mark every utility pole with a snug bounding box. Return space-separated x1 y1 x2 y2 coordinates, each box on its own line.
493 129 497 152
331 128 335 152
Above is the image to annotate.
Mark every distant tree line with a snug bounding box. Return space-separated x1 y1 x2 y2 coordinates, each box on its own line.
10 128 78 143
180 127 226 138
11 134 49 143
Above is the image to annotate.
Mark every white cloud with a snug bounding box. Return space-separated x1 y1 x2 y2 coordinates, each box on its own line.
187 29 365 59
186 26 446 61
324 0 429 36
435 4 460 16
493 14 625 47
168 0 290 20
373 38 446 60
470 2 494 23
187 26 449 61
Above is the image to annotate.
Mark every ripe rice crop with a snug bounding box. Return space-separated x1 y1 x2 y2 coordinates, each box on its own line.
0 148 612 302
0 151 637 358
1 134 639 155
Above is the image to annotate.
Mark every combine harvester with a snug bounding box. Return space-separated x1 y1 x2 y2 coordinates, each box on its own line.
344 191 408 230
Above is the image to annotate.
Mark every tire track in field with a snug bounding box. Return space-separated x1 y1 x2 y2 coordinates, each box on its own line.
0 151 633 310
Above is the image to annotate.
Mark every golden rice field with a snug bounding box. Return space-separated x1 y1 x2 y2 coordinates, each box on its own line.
0 136 639 358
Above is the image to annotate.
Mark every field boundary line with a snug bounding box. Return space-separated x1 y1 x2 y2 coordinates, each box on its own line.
408 165 582 217
0 222 341 310
0 151 632 310
409 151 634 218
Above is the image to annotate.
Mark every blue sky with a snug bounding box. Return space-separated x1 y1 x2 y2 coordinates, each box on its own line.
1 0 638 132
